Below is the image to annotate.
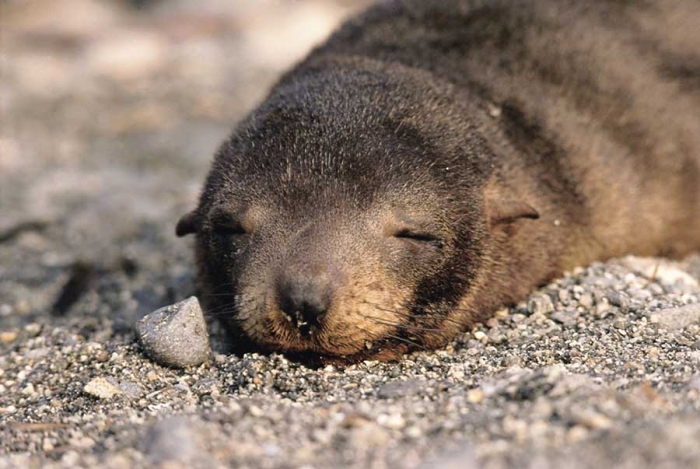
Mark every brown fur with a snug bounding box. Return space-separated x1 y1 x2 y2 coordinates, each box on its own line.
178 0 700 363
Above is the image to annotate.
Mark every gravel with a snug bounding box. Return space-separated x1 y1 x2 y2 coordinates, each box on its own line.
137 296 210 368
1 1 699 468
1 254 698 468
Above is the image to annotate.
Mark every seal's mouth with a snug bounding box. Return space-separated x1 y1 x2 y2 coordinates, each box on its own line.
260 318 391 359
244 322 416 365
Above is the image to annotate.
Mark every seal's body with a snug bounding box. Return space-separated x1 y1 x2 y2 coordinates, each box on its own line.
178 0 700 363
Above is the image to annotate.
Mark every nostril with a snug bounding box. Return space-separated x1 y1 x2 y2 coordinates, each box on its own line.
289 300 325 325
278 283 330 336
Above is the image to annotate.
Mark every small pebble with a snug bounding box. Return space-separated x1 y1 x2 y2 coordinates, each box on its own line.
84 377 121 400
607 290 630 308
0 331 18 344
579 292 594 309
528 295 554 315
145 416 202 465
467 388 485 404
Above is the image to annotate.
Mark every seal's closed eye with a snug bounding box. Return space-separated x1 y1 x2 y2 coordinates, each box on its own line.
487 199 540 228
385 211 445 250
393 229 444 249
210 213 247 236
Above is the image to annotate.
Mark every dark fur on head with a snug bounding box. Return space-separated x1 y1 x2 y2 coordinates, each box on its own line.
178 0 700 363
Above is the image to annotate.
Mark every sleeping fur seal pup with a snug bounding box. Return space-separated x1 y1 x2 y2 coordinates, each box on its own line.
177 0 700 363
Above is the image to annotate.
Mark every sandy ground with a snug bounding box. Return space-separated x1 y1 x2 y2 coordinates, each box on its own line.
1 1 699 468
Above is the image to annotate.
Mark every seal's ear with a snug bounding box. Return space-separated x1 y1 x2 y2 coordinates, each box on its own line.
176 211 200 237
487 199 540 229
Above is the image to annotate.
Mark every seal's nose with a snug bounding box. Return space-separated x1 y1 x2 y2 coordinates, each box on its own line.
276 262 338 336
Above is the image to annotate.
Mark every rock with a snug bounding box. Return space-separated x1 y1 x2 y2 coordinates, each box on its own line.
528 295 554 315
136 297 210 368
558 289 570 304
0 331 18 344
689 376 700 392
606 290 630 308
487 327 506 343
378 413 406 429
467 388 485 404
551 310 579 327
579 292 594 309
347 422 391 448
117 381 144 400
377 378 424 399
144 416 202 465
419 448 479 469
649 303 700 331
84 377 121 400
595 300 612 317
570 409 613 430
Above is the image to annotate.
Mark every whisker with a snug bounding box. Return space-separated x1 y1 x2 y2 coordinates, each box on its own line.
353 324 427 352
204 301 238 314
385 333 427 351
203 295 257 315
205 310 237 318
354 311 446 332
360 301 466 329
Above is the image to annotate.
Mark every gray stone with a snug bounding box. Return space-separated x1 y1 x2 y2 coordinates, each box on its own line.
650 303 700 331
137 296 210 368
377 378 425 399
579 292 594 309
419 448 479 469
144 416 201 465
551 310 579 327
528 295 555 315
606 290 630 308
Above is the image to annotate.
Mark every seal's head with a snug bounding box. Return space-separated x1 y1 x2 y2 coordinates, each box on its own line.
177 59 538 363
